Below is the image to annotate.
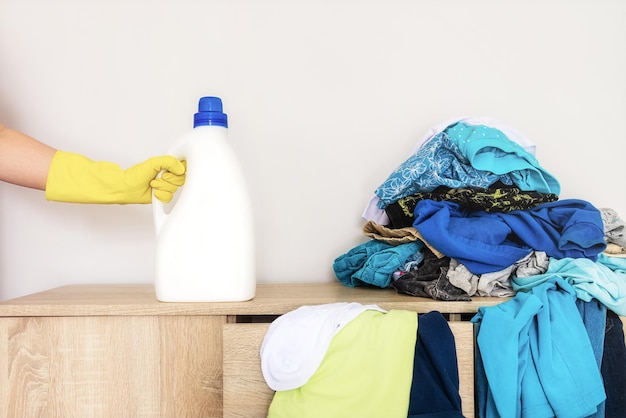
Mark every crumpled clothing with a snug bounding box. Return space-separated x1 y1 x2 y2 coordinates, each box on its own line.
472 278 606 418
408 311 464 418
605 243 626 255
261 302 387 391
266 309 417 418
333 240 423 288
601 309 626 418
391 249 471 301
447 251 549 297
374 122 560 209
413 198 606 275
410 116 538 156
375 130 512 208
362 116 542 224
445 123 560 195
512 253 626 316
362 220 422 245
384 181 559 228
601 207 626 248
362 220 444 258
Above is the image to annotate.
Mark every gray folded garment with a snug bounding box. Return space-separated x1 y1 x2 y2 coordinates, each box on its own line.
601 208 626 248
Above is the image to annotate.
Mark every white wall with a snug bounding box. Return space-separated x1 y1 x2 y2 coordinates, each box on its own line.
1 0 625 301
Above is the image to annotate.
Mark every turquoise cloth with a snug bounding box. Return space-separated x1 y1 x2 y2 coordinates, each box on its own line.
446 123 560 194
472 278 606 418
513 253 626 316
333 240 423 288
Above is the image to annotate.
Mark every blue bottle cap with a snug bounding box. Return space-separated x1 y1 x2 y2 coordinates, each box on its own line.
194 96 228 128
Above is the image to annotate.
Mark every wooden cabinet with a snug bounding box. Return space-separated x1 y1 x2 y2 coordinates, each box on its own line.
0 283 504 417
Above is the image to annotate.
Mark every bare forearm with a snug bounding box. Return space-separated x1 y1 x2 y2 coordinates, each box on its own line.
0 124 57 190
0 124 186 203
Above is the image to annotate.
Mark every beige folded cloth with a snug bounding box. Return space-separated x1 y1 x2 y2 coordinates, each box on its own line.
362 220 445 259
604 242 626 255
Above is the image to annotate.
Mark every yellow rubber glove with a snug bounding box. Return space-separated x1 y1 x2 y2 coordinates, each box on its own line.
45 151 186 204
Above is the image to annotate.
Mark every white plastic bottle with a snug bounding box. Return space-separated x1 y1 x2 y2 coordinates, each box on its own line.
153 96 256 302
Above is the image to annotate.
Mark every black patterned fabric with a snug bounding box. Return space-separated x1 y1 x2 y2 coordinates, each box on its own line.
385 181 559 228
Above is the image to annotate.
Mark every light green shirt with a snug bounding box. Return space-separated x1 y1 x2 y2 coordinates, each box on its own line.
268 309 417 418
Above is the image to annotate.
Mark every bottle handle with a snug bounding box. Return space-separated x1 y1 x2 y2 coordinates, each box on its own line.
152 175 167 237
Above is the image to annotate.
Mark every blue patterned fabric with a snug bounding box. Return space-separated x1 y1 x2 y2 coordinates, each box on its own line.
374 123 560 209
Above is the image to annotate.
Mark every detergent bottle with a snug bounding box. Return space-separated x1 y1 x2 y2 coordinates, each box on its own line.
153 96 256 302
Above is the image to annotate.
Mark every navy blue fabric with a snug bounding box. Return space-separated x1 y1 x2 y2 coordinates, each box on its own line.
407 311 464 418
602 309 626 418
413 198 606 274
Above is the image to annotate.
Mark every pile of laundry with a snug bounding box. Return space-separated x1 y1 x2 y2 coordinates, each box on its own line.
331 116 626 417
334 117 626 303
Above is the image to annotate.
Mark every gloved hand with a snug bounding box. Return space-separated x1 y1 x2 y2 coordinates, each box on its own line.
45 151 186 204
